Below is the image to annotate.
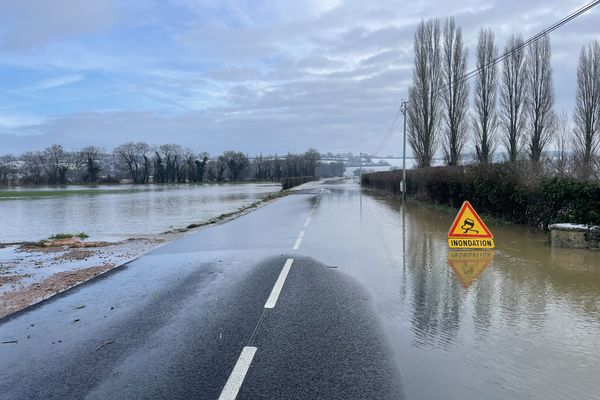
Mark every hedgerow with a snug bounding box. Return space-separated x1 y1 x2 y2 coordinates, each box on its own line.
362 164 600 229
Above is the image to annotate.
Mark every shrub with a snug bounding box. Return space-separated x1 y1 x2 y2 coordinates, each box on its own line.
362 164 600 229
48 232 89 240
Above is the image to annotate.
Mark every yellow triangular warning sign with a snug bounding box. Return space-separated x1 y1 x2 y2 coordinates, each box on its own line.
448 201 495 249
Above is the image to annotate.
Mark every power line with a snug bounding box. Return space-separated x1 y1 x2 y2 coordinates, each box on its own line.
370 0 600 156
372 104 403 156
457 0 600 87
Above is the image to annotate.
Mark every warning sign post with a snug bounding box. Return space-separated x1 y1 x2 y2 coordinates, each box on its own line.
448 201 495 249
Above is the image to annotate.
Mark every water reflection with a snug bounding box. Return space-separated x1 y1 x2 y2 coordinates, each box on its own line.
447 250 494 288
353 188 600 399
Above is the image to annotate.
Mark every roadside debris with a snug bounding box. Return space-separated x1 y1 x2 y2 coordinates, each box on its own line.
95 340 114 351
0 264 115 319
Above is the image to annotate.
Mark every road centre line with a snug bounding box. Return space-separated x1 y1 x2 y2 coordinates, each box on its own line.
304 216 311 227
264 258 294 309
218 346 257 400
293 231 305 250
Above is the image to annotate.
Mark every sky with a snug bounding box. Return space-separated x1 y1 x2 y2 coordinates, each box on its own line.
0 0 598 156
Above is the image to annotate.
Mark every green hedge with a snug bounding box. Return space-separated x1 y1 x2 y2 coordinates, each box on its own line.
362 164 600 229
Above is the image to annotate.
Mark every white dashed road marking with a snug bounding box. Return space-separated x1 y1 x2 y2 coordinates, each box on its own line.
293 231 305 250
219 202 320 399
264 258 294 309
218 346 257 400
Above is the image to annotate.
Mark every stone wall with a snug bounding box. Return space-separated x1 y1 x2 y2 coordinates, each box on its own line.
548 224 600 249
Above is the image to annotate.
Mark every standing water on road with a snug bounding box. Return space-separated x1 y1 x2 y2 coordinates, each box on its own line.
0 183 280 242
307 182 600 400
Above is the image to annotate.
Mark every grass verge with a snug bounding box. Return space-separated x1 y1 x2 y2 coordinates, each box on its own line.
48 232 90 240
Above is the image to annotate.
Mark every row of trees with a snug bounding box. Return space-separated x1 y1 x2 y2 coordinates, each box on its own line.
0 144 336 185
407 18 600 180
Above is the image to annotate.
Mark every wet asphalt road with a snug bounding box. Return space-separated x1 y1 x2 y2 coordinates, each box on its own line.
0 181 404 400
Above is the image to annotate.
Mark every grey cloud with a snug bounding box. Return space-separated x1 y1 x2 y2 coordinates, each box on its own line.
322 25 412 55
1 0 599 157
29 74 84 91
0 106 390 155
296 55 346 71
1 55 406 154
207 67 264 82
360 49 408 67
0 0 115 51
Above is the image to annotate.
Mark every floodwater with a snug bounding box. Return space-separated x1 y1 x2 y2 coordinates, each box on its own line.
308 182 600 400
393 201 600 400
0 183 280 242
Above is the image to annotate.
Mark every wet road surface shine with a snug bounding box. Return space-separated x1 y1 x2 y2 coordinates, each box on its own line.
1 181 600 399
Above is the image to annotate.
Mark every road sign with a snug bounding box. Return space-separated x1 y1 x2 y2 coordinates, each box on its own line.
447 250 494 287
448 201 494 249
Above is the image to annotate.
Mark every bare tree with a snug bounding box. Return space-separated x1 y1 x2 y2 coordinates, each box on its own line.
195 153 209 182
44 144 70 184
407 19 443 168
303 148 321 176
184 150 196 183
114 142 151 184
441 17 469 166
554 111 571 176
573 40 600 180
206 158 227 182
220 151 250 181
78 146 103 183
473 28 498 164
527 36 555 164
21 151 45 184
500 34 528 162
155 144 184 183
0 155 18 185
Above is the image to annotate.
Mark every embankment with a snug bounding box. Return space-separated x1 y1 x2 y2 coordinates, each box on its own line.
362 163 600 229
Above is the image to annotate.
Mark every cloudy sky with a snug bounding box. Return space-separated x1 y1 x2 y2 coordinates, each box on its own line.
0 0 598 156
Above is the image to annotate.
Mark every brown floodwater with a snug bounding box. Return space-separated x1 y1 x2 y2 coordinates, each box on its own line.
307 182 600 400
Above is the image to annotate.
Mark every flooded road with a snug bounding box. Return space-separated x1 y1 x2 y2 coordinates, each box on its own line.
0 183 280 242
2 180 599 399
304 181 600 400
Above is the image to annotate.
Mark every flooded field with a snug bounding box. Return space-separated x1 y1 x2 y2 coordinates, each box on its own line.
307 182 600 400
0 183 280 242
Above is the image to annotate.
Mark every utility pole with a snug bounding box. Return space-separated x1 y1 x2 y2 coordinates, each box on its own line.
400 100 408 202
359 152 362 184
359 152 363 219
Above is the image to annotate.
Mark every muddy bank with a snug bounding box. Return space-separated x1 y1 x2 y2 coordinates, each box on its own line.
0 237 164 319
0 264 116 319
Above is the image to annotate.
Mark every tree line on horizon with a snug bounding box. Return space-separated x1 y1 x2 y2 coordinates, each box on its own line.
0 144 344 185
407 18 599 180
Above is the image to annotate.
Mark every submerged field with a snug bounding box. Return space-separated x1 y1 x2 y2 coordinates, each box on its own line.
0 188 139 199
0 182 284 314
0 183 281 242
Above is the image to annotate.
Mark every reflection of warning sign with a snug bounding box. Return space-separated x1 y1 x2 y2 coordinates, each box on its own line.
448 250 494 287
448 201 494 248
